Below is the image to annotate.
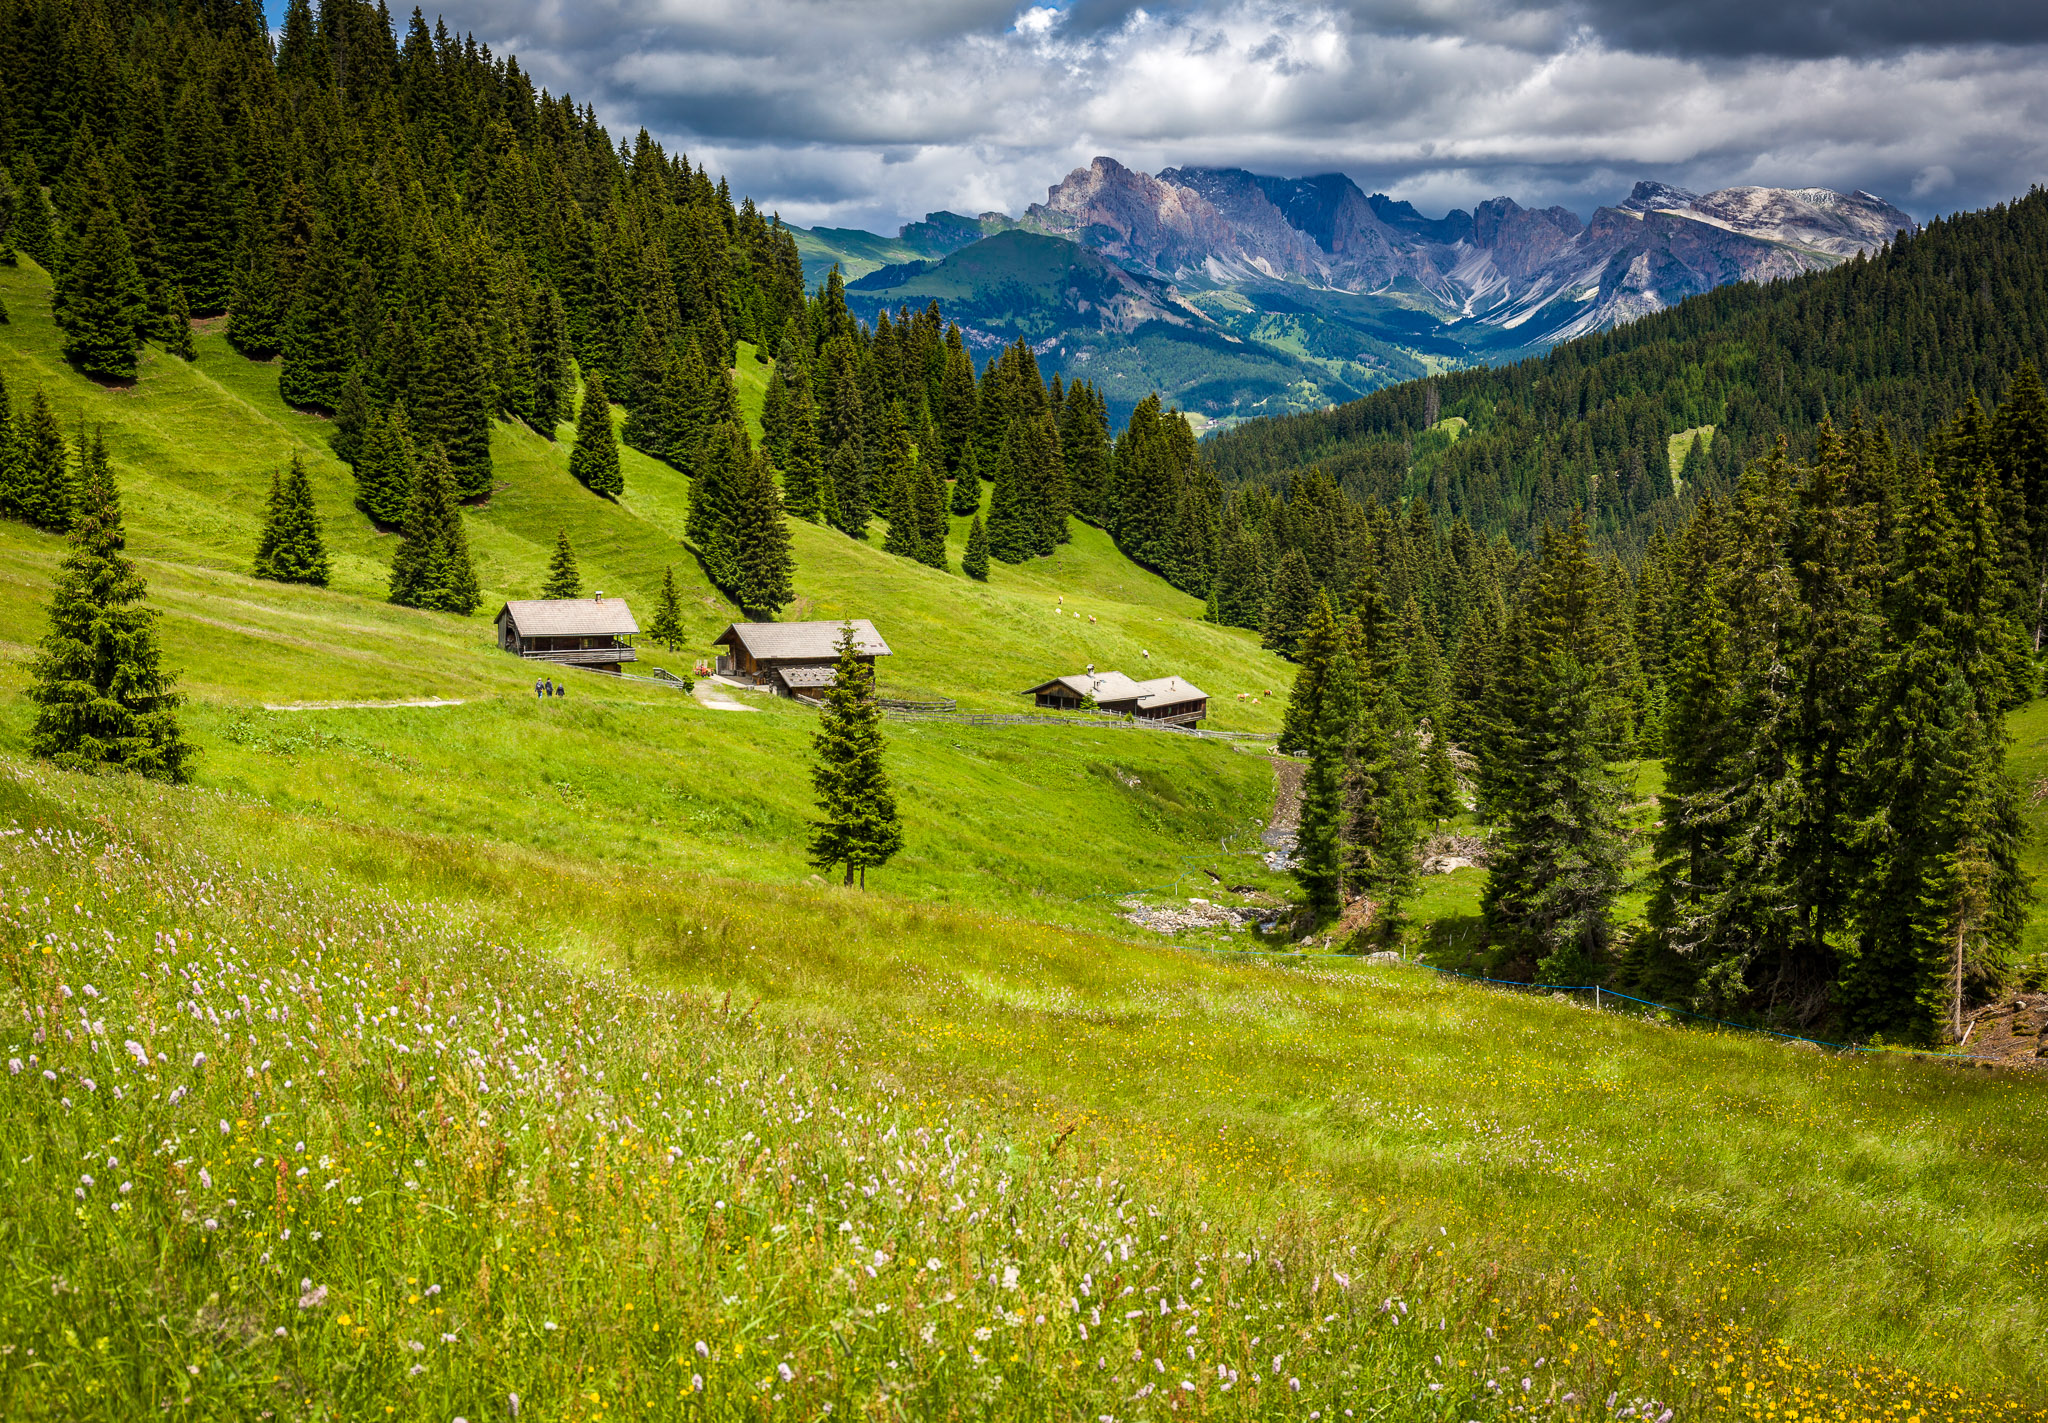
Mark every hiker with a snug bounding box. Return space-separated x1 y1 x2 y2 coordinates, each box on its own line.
535 678 545 699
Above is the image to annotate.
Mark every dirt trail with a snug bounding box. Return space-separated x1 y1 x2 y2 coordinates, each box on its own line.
264 698 465 711
1263 756 1304 847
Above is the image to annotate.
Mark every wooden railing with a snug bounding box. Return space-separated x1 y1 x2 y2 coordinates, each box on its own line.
519 645 638 666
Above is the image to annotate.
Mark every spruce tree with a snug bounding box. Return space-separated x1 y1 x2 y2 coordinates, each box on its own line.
728 447 795 619
1294 614 1360 925
1422 728 1461 822
54 184 148 380
569 371 623 497
279 226 353 410
808 621 903 887
388 444 481 615
948 443 982 516
882 445 923 561
541 528 581 598
26 432 194 782
1476 514 1631 982
159 284 196 361
648 565 685 650
226 215 284 359
354 404 417 526
962 514 989 581
914 450 949 569
11 157 55 271
525 287 571 435
1349 678 1422 940
985 420 1032 562
5 387 75 531
1261 549 1318 657
416 317 494 499
252 455 330 586
689 421 745 584
780 373 826 521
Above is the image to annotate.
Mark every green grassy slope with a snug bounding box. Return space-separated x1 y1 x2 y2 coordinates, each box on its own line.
0 261 1290 727
3 260 2046 1421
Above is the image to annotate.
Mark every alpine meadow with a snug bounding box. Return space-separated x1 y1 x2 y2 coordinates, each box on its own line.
0 2 2045 1422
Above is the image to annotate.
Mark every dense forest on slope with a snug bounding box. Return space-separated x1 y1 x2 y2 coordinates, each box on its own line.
1205 191 2048 555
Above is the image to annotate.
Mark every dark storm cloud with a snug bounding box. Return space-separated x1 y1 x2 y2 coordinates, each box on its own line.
1561 0 2048 60
442 0 2048 233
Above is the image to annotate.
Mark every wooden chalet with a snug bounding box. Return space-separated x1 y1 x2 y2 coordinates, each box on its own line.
495 594 639 672
1022 670 1209 727
711 620 891 699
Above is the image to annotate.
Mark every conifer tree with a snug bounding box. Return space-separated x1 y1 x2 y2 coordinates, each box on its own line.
1261 549 1318 657
4 387 75 531
11 157 55 271
648 565 685 650
525 288 572 435
279 226 353 410
1295 606 1360 924
53 182 148 380
827 441 866 540
159 284 196 361
1476 514 1631 982
226 214 284 359
962 514 989 581
727 447 795 619
1349 679 1422 939
808 622 902 887
760 361 791 469
416 317 494 498
354 405 417 526
689 421 744 582
914 451 949 569
780 372 826 521
882 457 922 561
1422 728 1461 823
331 371 372 466
948 443 981 516
252 456 330 586
985 420 1033 562
26 432 194 782
388 444 480 615
569 371 623 497
541 529 580 598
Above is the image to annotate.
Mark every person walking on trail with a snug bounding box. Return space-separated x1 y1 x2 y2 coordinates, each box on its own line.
535 678 544 699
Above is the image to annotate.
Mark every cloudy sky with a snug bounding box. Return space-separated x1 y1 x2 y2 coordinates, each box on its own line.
404 0 2048 233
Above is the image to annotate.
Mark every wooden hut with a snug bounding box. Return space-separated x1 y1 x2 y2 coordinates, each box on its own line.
711 620 891 698
1022 671 1209 726
495 594 640 672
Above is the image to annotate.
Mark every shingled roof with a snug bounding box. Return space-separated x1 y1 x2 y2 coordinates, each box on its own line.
496 596 640 636
714 620 891 661
1022 671 1208 708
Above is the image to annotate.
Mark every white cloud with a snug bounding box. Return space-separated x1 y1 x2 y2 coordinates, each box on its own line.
451 0 2048 230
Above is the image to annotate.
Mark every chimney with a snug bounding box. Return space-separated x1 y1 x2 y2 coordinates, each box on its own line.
593 590 604 602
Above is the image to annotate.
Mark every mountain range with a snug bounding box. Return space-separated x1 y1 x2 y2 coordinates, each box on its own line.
795 158 1916 425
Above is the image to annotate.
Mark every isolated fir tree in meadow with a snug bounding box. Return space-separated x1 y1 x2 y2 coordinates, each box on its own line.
388 444 480 616
1476 513 1631 983
354 405 417 526
648 566 685 650
252 456 330 586
27 432 193 782
53 176 148 380
4 387 76 531
808 622 902 888
963 514 989 581
570 372 623 497
278 226 352 410
541 529 581 598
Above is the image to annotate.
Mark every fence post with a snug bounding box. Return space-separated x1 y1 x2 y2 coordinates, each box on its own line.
1595 985 1601 1012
